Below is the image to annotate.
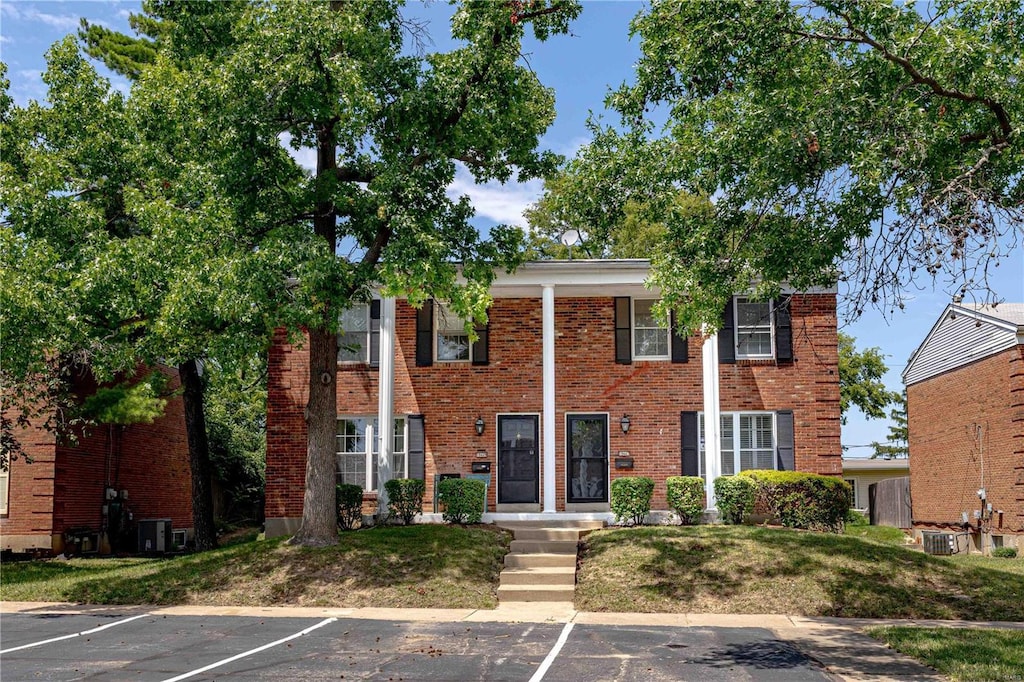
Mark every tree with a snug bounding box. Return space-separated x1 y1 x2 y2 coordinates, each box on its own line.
95 1 581 547
838 332 898 424
871 392 909 459
555 0 1022 331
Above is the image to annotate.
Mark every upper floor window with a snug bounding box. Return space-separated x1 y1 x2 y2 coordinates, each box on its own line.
735 298 773 358
436 305 471 362
336 416 407 491
632 299 670 360
338 304 370 363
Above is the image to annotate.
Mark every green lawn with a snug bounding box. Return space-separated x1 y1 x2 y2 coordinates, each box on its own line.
0 524 510 609
575 525 1024 620
867 626 1024 682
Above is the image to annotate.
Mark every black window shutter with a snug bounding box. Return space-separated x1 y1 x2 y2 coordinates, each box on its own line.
774 297 793 362
472 321 489 366
614 297 632 364
369 299 381 368
415 300 434 367
407 415 425 480
680 411 699 476
776 410 795 471
718 298 736 363
670 311 688 363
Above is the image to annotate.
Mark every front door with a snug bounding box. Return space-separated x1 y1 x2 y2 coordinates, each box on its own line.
566 414 609 503
497 415 539 504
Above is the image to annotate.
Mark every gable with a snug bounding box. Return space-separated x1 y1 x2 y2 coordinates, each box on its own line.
903 304 1021 386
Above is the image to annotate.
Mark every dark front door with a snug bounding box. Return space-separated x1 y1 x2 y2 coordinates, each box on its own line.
497 415 539 504
567 414 609 503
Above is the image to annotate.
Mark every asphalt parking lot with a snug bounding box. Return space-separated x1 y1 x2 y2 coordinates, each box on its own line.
0 610 837 681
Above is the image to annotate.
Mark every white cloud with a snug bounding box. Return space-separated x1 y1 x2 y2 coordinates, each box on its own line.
446 164 544 226
1 4 80 31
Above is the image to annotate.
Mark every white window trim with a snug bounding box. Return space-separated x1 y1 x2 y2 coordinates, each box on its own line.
0 466 9 515
632 298 670 360
338 303 371 364
845 478 860 509
336 416 408 491
434 304 473 364
734 297 775 359
698 411 778 477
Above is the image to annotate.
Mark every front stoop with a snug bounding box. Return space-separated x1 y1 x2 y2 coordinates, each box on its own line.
496 522 602 604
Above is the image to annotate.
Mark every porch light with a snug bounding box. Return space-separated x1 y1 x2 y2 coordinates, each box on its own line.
475 415 485 436
620 414 631 434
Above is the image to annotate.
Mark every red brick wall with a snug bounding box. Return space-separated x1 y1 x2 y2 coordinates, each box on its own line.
2 365 193 551
908 345 1024 534
266 293 840 517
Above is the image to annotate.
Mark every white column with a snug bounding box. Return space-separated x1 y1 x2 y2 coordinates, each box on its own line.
542 284 556 513
376 296 396 514
702 330 722 510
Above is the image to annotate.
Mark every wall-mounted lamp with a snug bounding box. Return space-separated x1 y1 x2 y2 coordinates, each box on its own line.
475 415 485 436
620 414 631 434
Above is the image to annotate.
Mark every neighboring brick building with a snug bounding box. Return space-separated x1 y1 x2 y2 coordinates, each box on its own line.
265 260 842 536
1 365 193 554
903 303 1024 551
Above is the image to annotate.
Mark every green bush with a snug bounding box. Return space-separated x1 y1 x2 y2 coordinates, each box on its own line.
666 476 705 525
714 476 756 524
611 477 655 526
992 547 1018 559
846 508 869 526
384 478 425 525
437 478 485 524
336 483 364 530
740 470 850 532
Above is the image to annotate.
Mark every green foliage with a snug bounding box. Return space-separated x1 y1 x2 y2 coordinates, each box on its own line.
81 372 169 425
741 470 851 533
384 478 425 526
665 476 705 525
437 478 486 525
992 547 1018 559
872 392 910 459
335 484 364 531
713 476 756 525
838 333 897 424
610 476 655 526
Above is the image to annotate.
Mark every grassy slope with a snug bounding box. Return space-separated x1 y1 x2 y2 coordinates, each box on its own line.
575 525 1024 620
0 525 510 609
867 627 1024 682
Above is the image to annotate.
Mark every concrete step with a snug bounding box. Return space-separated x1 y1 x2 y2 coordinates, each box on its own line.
504 552 577 568
497 520 605 531
497 584 576 602
509 539 579 554
512 528 582 542
499 566 576 586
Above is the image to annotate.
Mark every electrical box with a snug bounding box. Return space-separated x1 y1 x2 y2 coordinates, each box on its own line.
137 518 172 553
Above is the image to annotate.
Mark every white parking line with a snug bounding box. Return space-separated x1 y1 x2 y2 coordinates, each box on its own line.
160 617 337 682
528 621 574 682
0 613 151 655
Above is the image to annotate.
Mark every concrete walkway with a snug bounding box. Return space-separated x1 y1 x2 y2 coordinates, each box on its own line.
4 601 1023 681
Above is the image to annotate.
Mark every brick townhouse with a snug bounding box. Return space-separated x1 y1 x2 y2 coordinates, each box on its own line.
1 365 193 554
264 260 841 536
903 302 1024 550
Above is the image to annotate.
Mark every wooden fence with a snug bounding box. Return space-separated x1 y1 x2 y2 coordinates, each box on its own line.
869 476 912 529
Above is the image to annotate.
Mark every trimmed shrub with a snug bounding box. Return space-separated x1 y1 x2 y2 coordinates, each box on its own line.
992 547 1018 559
384 478 425 525
336 483 364 530
437 478 485 524
740 470 850 532
666 476 705 525
611 477 655 526
714 476 756 524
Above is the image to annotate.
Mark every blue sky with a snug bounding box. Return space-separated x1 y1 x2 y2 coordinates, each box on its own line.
3 1 1022 454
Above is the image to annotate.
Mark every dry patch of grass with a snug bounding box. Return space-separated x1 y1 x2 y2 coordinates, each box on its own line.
0 525 510 609
866 627 1024 682
575 526 1024 620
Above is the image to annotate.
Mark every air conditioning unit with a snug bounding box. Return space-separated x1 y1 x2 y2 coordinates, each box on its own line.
922 532 955 555
137 518 172 553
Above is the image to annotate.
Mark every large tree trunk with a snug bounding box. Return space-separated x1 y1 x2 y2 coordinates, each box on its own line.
179 358 218 552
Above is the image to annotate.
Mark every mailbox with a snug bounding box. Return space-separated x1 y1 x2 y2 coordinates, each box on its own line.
471 461 492 474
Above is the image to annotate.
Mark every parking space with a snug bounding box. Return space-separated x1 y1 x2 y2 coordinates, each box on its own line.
0 610 834 681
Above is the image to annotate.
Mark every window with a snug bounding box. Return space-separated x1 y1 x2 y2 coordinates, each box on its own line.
336 416 407 490
735 298 773 358
338 304 370 363
0 466 8 515
845 478 859 509
632 299 669 359
698 412 777 476
436 305 471 362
